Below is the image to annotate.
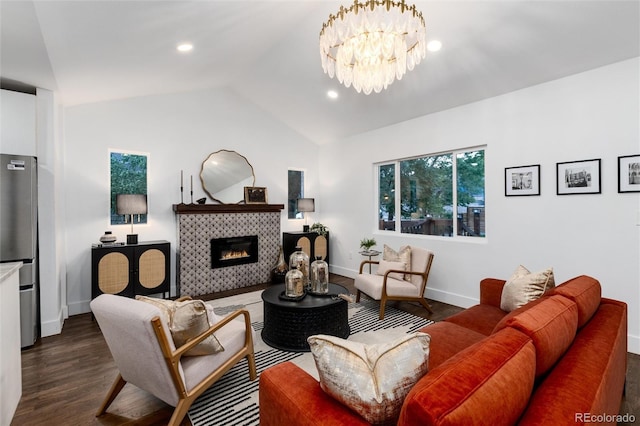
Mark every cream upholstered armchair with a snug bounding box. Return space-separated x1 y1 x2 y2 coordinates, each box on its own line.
355 245 434 319
90 294 256 426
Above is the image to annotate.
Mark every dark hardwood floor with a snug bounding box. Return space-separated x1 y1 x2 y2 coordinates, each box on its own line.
12 274 638 425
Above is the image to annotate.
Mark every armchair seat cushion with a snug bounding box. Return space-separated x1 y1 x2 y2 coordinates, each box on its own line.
355 273 420 299
181 316 251 391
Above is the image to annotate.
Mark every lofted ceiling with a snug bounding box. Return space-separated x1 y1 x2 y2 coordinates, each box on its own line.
1 1 639 145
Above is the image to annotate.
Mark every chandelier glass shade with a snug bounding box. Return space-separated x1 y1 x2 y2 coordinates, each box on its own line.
319 0 427 95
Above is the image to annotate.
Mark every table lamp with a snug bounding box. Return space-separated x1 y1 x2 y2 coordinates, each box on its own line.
297 198 315 232
116 194 147 244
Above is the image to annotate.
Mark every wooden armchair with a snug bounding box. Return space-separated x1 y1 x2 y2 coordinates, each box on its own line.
90 294 257 425
355 246 434 319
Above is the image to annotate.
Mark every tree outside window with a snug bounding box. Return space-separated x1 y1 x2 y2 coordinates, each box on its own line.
110 151 148 225
288 169 304 219
377 148 485 237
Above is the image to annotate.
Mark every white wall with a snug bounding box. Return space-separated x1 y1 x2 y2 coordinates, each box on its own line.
320 58 640 354
36 88 67 337
63 86 319 315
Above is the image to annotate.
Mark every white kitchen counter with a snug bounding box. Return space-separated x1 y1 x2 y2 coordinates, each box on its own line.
0 261 22 283
0 261 23 425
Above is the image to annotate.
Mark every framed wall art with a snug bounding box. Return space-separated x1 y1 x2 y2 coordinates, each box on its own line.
618 154 640 193
556 158 601 195
244 186 268 204
505 164 540 196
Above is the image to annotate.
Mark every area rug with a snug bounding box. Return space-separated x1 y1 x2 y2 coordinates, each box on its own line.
188 290 434 426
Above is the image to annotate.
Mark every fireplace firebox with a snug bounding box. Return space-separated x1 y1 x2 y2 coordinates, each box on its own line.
211 235 259 268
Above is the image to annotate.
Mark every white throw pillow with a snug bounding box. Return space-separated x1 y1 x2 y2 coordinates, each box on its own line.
376 259 406 281
383 244 412 281
308 332 431 424
500 265 555 312
136 296 224 356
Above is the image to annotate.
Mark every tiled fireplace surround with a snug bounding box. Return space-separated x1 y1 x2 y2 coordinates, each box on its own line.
174 204 284 296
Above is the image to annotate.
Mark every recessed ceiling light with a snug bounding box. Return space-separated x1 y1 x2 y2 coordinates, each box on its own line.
327 90 339 99
177 43 193 52
427 40 442 52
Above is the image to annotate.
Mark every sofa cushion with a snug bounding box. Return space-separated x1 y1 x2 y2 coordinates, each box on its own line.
398 327 536 426
444 304 507 336
492 295 552 335
419 321 487 370
499 295 578 377
376 259 406 281
135 296 224 356
307 333 430 425
383 244 412 281
549 275 601 328
518 300 628 425
500 265 555 312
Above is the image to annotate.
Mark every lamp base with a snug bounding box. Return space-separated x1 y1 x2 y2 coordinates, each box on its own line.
126 234 139 245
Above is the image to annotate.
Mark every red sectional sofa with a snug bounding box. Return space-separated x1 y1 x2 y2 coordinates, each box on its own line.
259 275 628 425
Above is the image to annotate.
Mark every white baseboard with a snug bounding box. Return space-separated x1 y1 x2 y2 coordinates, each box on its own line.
67 300 91 316
628 335 639 355
40 309 64 337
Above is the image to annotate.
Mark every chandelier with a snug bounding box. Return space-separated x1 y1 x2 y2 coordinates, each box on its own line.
319 0 427 95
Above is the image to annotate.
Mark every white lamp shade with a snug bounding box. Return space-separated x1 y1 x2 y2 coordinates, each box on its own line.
116 194 148 215
297 198 315 212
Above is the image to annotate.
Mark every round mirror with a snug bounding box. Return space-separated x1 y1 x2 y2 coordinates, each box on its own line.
200 150 255 204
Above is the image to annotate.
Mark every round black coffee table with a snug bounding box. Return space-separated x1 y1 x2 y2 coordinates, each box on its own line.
262 283 350 352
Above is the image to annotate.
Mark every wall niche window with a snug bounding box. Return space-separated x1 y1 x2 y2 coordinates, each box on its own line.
377 147 485 238
288 169 305 219
110 151 148 225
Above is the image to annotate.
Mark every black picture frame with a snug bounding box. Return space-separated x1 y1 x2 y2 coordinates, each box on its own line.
618 154 640 193
244 186 268 204
505 164 540 196
556 159 601 195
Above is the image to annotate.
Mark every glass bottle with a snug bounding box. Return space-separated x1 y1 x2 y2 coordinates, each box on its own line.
311 256 329 294
285 267 304 298
289 246 309 289
271 245 288 284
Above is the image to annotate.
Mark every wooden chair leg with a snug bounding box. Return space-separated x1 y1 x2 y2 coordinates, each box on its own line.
168 398 192 426
418 298 434 315
355 290 362 302
379 295 387 320
96 373 127 416
247 352 257 381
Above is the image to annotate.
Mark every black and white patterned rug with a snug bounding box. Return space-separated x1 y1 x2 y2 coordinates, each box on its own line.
188 290 434 426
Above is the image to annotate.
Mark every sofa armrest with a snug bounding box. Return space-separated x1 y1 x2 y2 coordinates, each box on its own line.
480 278 507 307
259 362 370 426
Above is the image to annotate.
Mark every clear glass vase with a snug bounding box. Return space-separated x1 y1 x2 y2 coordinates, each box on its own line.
285 267 304 297
289 246 309 289
311 256 329 294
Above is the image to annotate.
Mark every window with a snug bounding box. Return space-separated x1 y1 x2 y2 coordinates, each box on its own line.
110 151 148 225
377 148 485 238
288 169 305 219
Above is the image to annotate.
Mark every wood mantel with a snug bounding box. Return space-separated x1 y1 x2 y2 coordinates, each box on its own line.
173 203 285 214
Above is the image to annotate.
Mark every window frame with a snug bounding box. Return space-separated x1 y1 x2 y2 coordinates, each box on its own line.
109 149 149 226
375 146 486 240
287 168 306 220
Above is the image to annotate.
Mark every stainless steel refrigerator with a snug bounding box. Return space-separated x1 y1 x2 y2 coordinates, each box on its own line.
0 153 39 347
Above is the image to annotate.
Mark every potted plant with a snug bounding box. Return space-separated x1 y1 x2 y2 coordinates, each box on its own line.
309 222 329 236
359 237 377 252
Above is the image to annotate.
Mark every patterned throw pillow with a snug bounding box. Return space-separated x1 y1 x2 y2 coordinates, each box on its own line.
135 296 224 356
308 333 431 424
500 265 555 312
383 244 412 281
